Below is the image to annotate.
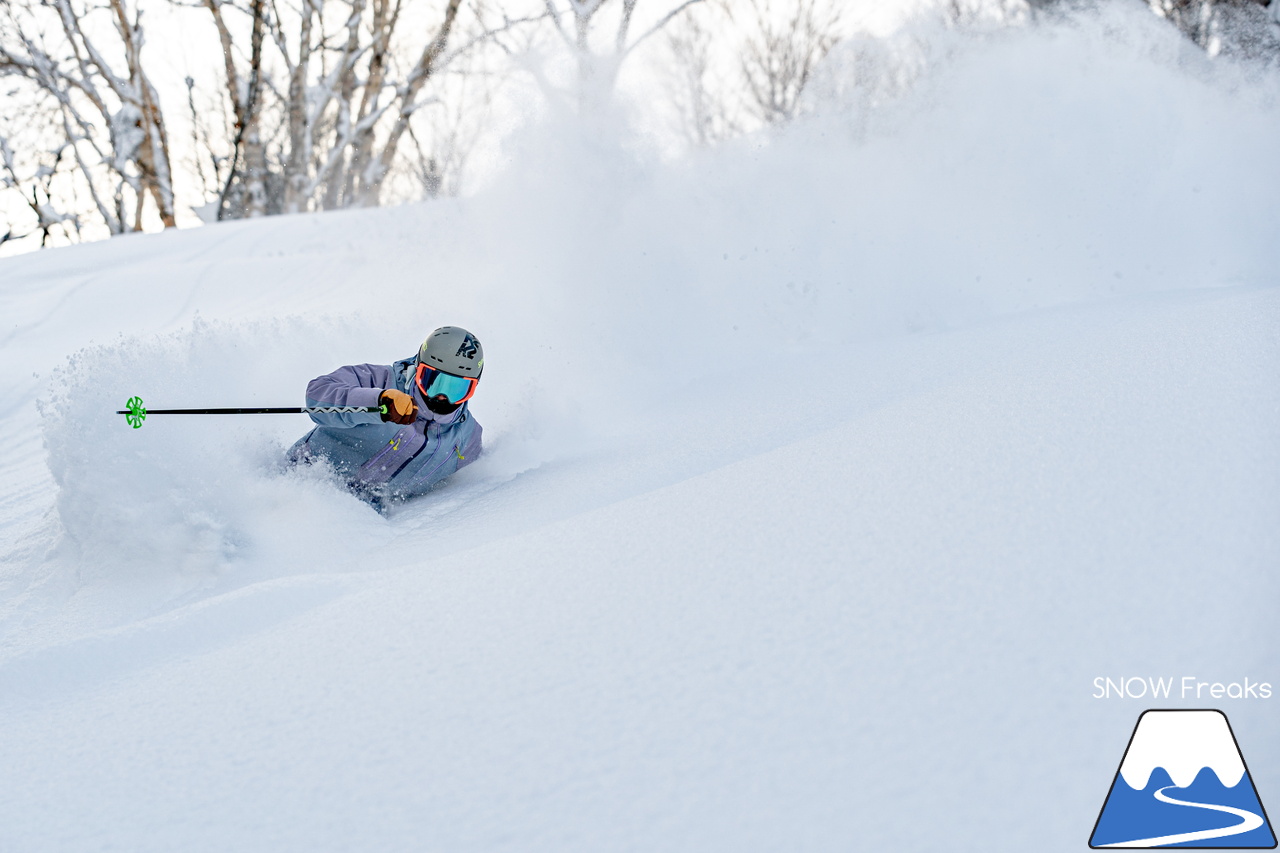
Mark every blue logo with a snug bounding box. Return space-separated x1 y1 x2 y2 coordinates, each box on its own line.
1090 710 1276 848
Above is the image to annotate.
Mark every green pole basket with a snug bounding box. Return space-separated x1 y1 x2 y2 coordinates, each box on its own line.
124 396 147 429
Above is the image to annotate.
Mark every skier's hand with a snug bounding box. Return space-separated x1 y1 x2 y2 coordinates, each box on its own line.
380 389 417 425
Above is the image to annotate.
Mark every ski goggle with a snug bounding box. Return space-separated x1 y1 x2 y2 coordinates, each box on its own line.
415 363 478 404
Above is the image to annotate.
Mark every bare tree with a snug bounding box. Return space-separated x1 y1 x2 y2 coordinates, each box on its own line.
538 0 704 108
182 74 226 213
1146 0 1280 59
195 0 478 217
203 0 268 217
1 0 757 251
727 0 842 126
0 128 82 246
663 5 739 146
397 43 502 201
942 0 1030 27
0 0 177 235
0 0 538 243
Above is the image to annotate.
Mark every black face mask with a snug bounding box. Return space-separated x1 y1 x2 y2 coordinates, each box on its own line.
425 395 461 415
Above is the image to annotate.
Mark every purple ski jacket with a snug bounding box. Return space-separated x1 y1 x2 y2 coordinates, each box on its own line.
288 355 482 502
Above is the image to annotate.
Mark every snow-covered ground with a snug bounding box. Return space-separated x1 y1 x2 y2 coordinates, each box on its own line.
1 7 1278 850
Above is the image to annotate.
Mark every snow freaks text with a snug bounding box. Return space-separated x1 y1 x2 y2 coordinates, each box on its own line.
1093 677 1273 700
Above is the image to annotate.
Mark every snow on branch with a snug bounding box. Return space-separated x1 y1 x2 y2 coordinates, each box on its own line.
0 0 175 238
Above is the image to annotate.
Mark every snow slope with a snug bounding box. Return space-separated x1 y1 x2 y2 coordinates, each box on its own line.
1 7 1278 851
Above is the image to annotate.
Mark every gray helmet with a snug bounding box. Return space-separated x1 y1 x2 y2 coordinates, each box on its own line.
418 326 484 378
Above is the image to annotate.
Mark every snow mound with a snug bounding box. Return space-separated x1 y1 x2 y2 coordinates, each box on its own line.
37 322 382 605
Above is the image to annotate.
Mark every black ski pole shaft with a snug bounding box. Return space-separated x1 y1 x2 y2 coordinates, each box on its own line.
117 396 386 429
116 407 371 415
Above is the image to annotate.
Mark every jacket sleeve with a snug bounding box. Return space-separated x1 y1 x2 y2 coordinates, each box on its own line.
305 363 391 427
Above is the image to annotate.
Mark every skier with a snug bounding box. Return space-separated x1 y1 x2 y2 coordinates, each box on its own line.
288 326 483 506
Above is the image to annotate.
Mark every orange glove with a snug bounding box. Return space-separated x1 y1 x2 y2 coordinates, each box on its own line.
380 389 418 425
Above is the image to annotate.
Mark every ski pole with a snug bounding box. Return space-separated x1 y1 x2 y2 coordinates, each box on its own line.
117 396 387 429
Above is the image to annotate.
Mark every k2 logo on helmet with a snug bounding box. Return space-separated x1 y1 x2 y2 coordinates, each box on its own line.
456 333 479 360
1089 710 1276 848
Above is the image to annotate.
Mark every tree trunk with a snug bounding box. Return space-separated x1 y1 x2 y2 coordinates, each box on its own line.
357 0 462 207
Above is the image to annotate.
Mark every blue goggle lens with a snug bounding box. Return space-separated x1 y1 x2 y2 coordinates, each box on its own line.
422 369 475 403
